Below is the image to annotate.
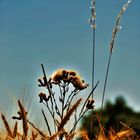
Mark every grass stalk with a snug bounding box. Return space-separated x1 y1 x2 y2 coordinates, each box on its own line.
90 1 96 139
100 52 112 114
100 0 132 117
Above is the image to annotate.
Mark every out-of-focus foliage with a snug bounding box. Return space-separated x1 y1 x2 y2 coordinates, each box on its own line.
80 96 140 138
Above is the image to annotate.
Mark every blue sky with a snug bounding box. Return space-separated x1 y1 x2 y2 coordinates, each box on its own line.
0 0 140 113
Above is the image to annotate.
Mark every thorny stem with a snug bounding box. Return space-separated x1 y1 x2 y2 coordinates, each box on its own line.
41 64 55 117
79 81 99 117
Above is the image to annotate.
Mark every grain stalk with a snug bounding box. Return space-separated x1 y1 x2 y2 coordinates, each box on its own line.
18 100 28 140
13 121 18 138
89 1 97 139
100 0 132 116
1 113 13 138
89 0 96 95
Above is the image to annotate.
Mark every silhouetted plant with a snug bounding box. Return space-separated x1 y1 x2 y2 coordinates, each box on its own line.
37 64 99 139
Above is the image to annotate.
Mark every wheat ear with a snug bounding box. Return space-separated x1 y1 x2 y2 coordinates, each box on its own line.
13 121 18 138
58 98 82 131
18 100 28 139
1 113 13 138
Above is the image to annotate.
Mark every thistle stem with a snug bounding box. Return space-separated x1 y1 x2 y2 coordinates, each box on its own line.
79 81 99 117
41 109 52 136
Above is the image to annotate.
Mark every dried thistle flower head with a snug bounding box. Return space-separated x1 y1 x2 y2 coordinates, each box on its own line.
71 76 89 90
38 76 47 87
48 69 88 90
49 69 68 85
68 70 76 77
86 99 95 109
38 92 49 103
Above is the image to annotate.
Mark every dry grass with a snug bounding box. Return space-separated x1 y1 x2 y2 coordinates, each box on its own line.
58 98 82 131
0 0 137 140
1 113 13 138
12 121 18 138
0 99 139 140
17 100 28 140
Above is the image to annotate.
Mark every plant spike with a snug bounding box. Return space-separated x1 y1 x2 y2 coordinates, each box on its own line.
89 0 96 97
100 0 132 116
89 1 96 139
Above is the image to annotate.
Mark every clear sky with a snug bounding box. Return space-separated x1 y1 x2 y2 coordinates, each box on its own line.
0 0 140 113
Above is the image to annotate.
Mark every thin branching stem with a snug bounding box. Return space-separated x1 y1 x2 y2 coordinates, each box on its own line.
41 64 55 117
74 108 77 132
41 109 52 136
61 86 66 118
27 120 46 138
70 109 88 134
42 102 57 127
51 92 62 118
64 89 77 109
58 84 63 99
66 90 79 111
79 81 99 117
